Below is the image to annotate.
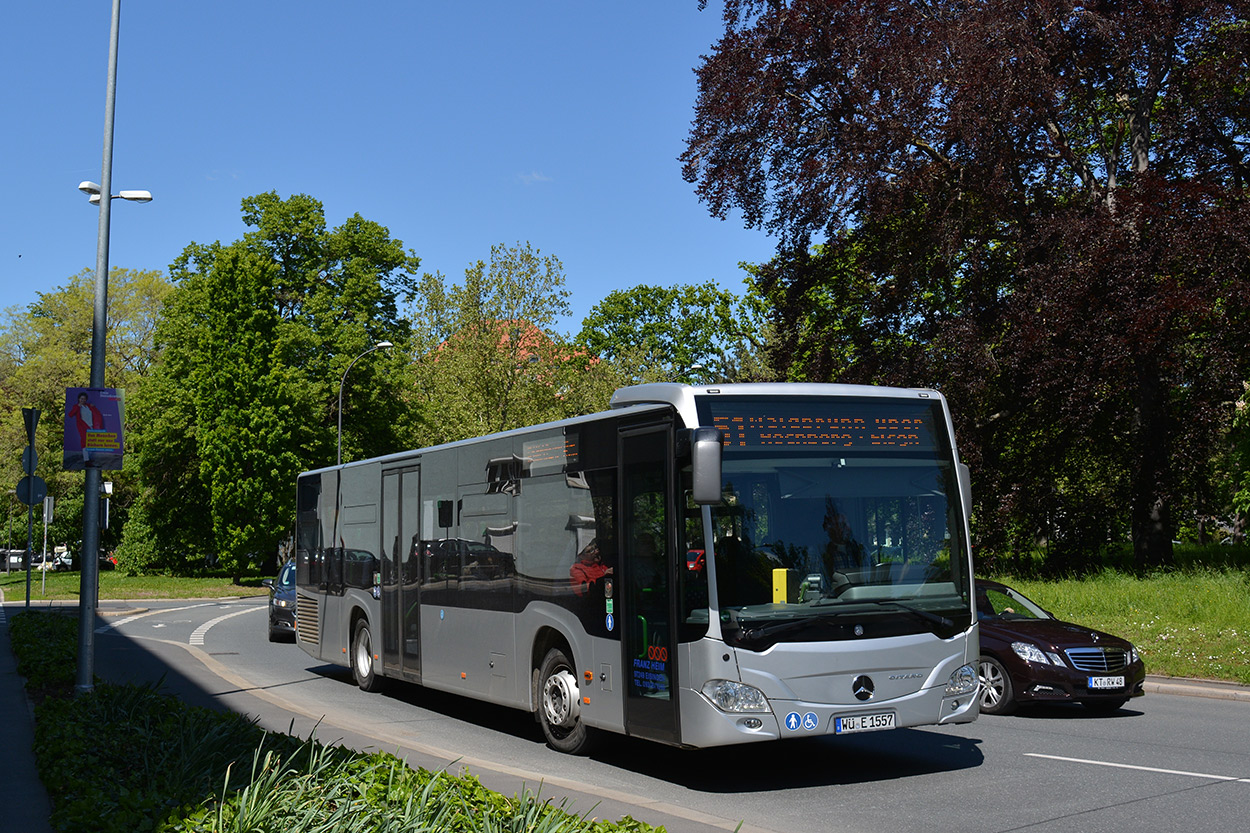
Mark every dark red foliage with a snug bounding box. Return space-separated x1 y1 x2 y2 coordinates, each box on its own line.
685 1 1250 567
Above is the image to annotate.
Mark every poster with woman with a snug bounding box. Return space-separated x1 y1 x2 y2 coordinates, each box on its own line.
63 387 125 470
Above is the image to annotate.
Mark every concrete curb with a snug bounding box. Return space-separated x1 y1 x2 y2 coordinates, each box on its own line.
1143 675 1250 702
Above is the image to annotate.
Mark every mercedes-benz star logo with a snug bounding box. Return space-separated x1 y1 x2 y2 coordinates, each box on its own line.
852 675 875 701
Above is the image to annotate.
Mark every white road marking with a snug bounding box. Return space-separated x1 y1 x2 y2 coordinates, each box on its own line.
1027 753 1250 783
95 602 218 633
189 606 263 645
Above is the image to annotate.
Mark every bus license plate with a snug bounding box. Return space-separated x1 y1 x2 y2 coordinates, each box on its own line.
1088 676 1125 690
835 712 895 734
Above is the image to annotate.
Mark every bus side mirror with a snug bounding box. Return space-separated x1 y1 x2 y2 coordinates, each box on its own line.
958 463 972 520
691 427 723 505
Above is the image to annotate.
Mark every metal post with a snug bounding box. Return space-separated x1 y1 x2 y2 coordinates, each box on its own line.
77 0 122 695
41 497 51 596
25 504 34 608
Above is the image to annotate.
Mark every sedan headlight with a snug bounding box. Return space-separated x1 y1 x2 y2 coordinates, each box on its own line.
1011 641 1052 664
946 663 978 695
274 598 293 609
701 679 770 713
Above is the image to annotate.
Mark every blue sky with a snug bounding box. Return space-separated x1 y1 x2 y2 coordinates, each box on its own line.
3 2 777 334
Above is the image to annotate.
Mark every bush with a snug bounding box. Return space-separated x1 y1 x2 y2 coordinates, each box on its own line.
9 610 77 692
114 502 163 575
9 611 664 832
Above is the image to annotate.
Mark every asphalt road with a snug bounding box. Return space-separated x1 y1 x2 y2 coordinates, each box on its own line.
91 597 1250 833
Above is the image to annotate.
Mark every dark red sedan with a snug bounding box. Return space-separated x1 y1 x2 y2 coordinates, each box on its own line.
976 579 1146 715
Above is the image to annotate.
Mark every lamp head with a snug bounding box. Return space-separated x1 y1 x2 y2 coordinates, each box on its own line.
78 181 102 196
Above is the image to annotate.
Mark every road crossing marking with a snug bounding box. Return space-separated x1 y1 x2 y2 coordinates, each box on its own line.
1027 753 1250 784
189 606 262 646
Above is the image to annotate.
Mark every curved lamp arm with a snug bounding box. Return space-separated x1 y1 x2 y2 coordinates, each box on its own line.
337 341 393 465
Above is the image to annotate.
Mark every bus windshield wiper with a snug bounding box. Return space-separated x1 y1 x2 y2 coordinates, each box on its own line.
738 612 847 642
866 599 954 629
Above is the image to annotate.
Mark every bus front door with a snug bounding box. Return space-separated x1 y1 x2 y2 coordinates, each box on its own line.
620 426 679 745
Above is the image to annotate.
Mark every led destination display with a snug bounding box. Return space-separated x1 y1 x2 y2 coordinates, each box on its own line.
699 397 944 452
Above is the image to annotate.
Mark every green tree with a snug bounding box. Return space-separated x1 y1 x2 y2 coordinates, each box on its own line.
0 268 171 559
134 193 419 580
407 242 620 447
577 281 772 384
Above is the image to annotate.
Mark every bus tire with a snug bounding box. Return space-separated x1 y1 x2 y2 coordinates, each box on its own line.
537 647 594 754
352 619 382 692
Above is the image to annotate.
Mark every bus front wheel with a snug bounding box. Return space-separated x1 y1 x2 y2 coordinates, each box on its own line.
352 619 382 692
537 647 593 754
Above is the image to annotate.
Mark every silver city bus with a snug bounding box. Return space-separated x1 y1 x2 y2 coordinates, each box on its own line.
293 383 980 753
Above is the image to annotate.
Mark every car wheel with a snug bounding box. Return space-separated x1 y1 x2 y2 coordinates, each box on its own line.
978 656 1016 715
537 647 594 754
351 619 382 692
1081 697 1129 714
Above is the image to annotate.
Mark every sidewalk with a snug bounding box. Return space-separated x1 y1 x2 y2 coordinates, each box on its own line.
0 598 55 833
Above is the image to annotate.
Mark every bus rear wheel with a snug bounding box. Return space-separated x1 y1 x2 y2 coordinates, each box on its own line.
352 619 382 692
537 647 593 754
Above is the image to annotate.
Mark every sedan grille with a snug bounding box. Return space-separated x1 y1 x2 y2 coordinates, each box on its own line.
1065 647 1128 673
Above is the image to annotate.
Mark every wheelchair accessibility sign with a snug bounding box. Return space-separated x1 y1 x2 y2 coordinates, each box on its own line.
785 712 820 732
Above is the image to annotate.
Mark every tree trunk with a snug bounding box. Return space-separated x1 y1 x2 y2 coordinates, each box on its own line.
1130 360 1176 571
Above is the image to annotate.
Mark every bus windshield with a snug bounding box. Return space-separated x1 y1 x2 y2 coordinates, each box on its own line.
694 395 972 650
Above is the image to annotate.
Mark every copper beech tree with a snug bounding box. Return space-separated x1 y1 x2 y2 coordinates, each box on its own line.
684 1 1250 567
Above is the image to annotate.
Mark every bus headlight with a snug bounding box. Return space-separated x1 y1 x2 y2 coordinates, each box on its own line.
702 679 770 713
945 663 978 696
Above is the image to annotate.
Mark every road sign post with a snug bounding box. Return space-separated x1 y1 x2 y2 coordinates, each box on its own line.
41 496 53 595
19 408 41 607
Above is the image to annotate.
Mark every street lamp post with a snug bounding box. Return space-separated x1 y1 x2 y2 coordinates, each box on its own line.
76 0 151 695
337 342 393 465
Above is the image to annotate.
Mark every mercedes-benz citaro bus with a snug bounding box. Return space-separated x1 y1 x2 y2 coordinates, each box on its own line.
292 383 980 753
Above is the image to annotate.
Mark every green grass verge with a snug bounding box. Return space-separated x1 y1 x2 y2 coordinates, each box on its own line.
0 570 269 602
8 611 665 833
989 568 1250 685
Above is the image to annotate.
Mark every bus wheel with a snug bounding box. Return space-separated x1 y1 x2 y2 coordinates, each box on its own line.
352 619 382 692
538 647 593 754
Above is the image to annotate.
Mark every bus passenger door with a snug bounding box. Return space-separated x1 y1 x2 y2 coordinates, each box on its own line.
382 466 422 682
620 426 680 744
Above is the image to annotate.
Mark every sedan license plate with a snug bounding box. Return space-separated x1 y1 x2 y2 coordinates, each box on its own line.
835 712 895 734
1088 675 1125 690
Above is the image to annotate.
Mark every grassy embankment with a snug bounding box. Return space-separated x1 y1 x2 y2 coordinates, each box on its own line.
0 569 268 601
7 610 665 833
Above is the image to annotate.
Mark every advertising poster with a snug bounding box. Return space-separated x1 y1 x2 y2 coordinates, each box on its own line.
64 387 125 471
